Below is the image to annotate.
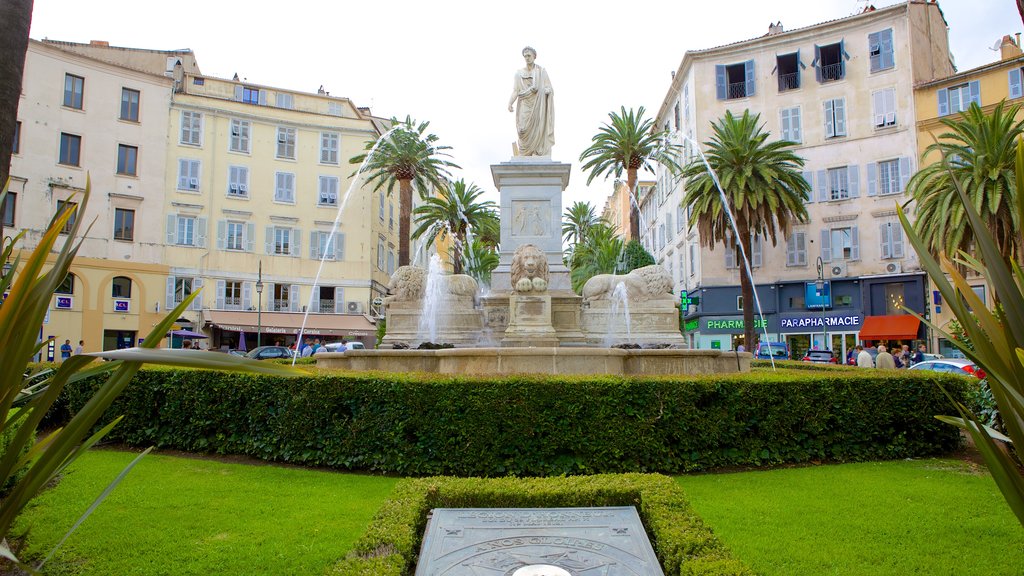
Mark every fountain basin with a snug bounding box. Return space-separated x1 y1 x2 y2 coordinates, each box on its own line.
316 348 750 376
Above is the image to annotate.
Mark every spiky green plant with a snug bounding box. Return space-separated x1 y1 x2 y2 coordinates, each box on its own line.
411 179 496 275
569 222 624 293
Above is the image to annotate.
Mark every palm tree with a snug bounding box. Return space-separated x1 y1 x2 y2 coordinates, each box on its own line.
411 179 497 275
907 102 1024 266
350 116 458 266
579 106 682 240
0 0 34 239
569 222 624 293
682 109 810 350
463 239 500 286
562 201 604 265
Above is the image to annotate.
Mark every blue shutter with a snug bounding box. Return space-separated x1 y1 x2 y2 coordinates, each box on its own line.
797 232 807 266
787 234 797 266
880 222 891 259
715 65 727 100
335 233 345 260
242 282 252 309
233 85 242 101
899 156 912 192
335 287 346 313
258 90 267 106
167 215 177 244
892 224 904 258
867 163 878 196
215 279 226 309
824 100 835 138
821 229 832 262
290 285 300 312
848 165 859 198
1010 68 1023 99
813 45 822 83
834 99 847 136
292 228 301 257
166 277 176 312
802 171 814 204
795 48 802 88
881 29 894 69
265 226 274 255
868 31 881 72
752 235 762 268
196 217 207 248
851 225 860 261
968 80 981 107
724 244 735 269
937 89 949 117
744 60 756 97
839 39 848 78
216 220 226 250
817 169 828 202
246 223 255 253
310 231 319 260
191 278 203 311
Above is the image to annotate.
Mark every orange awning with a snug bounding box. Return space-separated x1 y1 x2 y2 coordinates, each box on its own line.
858 315 920 340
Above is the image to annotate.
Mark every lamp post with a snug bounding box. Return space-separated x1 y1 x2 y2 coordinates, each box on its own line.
255 260 264 348
815 256 828 351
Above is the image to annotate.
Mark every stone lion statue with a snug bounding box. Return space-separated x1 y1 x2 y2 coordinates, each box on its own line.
581 265 675 303
383 265 479 305
510 244 549 293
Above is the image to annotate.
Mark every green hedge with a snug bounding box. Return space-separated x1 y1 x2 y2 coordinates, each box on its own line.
55 368 971 476
331 474 754 576
1 408 35 496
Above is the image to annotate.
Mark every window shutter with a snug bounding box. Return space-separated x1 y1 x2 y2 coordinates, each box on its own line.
216 220 226 250
851 225 860 261
243 282 252 309
892 223 904 258
265 226 275 255
292 228 301 256
724 244 735 269
802 171 814 203
880 222 891 259
899 156 912 192
792 108 801 142
178 159 187 189
246 222 255 252
813 45 822 83
797 232 807 266
867 163 878 196
868 31 881 72
881 29 894 69
216 279 226 309
787 235 796 266
744 60 756 97
233 86 243 101
834 98 846 136
752 235 762 268
937 89 949 116
196 217 207 248
1010 68 1023 99
873 91 885 126
166 277 176 312
780 108 790 139
258 90 267 106
335 287 345 313
167 215 177 244
821 229 832 262
191 278 203 311
310 231 319 259
968 80 981 107
848 165 859 198
290 285 300 312
817 169 828 202
824 100 835 137
335 233 345 260
839 40 847 77
715 65 727 100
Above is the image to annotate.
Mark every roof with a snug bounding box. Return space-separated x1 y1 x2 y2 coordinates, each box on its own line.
916 53 1024 89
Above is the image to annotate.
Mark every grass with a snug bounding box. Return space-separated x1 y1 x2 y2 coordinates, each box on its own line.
678 458 1024 575
11 450 397 576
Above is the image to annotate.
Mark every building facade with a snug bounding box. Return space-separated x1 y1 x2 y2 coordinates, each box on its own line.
650 1 955 358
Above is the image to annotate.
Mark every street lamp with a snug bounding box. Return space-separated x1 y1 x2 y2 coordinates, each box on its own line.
255 260 264 348
815 256 828 351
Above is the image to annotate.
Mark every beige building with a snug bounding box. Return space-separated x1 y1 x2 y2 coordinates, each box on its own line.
7 40 175 354
651 1 955 356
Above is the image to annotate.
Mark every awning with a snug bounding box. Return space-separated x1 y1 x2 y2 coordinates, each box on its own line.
168 329 208 339
205 310 376 338
858 315 921 340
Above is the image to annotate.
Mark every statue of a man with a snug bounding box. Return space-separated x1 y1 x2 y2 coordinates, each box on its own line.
508 46 555 157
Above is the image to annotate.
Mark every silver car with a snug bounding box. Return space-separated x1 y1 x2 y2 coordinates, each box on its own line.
908 358 985 379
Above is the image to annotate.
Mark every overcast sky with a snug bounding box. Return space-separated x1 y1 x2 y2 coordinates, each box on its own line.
29 0 1020 210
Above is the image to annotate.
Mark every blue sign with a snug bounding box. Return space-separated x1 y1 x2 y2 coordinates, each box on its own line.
55 296 72 309
114 299 130 312
804 281 832 310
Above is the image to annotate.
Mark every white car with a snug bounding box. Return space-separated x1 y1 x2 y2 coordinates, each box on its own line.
322 341 365 352
909 358 985 379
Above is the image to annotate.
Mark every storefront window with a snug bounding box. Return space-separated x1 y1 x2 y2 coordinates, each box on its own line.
885 283 906 315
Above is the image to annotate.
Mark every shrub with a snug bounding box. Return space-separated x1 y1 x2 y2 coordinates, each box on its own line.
0 409 34 497
330 474 754 576
56 368 970 477
621 239 655 272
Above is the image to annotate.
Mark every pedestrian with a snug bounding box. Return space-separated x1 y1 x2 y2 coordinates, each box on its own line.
912 344 926 365
60 339 73 361
898 344 911 368
311 338 322 354
856 345 873 368
875 344 896 369
300 338 313 357
181 340 192 349
73 340 84 355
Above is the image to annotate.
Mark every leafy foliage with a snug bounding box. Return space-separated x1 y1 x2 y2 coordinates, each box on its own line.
411 179 496 276
622 239 655 272
568 222 623 293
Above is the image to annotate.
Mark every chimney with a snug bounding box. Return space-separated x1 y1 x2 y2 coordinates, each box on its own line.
1001 34 1022 60
768 22 784 35
89 40 109 47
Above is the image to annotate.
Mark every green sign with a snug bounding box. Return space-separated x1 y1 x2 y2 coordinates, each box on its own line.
710 340 721 349
699 316 774 333
683 318 699 332
679 291 699 306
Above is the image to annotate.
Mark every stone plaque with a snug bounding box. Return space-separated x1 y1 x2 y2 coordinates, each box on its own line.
510 201 549 237
416 507 664 576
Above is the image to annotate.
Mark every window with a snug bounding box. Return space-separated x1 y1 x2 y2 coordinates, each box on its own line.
970 285 987 306
276 127 296 159
174 277 193 304
737 296 744 311
827 167 850 200
193 77 205 86
780 107 801 143
273 284 291 311
223 281 243 309
377 237 386 270
320 132 339 164
113 208 135 241
112 276 132 298
56 200 77 234
59 133 81 166
228 166 249 197
274 227 291 255
689 244 697 277
786 231 807 266
180 111 202 145
378 193 385 220
327 101 343 116
275 172 295 203
724 235 762 269
824 98 847 138
673 102 681 131
389 203 394 230
776 51 801 91
387 249 395 275
116 144 138 176
226 222 245 250
872 88 896 128
319 176 339 206
120 88 140 121
242 87 260 105
2 192 15 227
12 121 20 155
276 92 294 109
311 231 343 260
938 81 980 117
63 74 84 109
57 273 75 295
176 215 195 246
229 119 250 153
177 159 201 191
868 29 895 72
716 60 755 100
822 226 859 261
877 159 900 195
814 42 846 83
879 221 905 259
1009 67 1023 99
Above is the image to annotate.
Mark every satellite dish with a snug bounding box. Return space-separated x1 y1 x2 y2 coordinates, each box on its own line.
991 38 1003 51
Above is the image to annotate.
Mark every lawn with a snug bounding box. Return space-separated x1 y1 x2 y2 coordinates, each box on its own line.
679 458 1024 575
12 450 397 576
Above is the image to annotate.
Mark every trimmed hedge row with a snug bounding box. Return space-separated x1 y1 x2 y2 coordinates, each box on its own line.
331 474 754 576
54 367 972 476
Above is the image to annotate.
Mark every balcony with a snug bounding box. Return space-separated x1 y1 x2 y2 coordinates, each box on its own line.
727 82 749 99
820 63 843 82
778 73 799 92
317 299 336 313
223 297 242 310
273 298 289 312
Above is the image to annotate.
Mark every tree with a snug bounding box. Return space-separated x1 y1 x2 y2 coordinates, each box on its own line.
907 102 1024 267
562 201 603 264
411 179 497 275
579 106 682 240
0 0 34 240
682 110 810 350
621 239 655 272
463 239 500 286
569 222 624 293
350 116 457 266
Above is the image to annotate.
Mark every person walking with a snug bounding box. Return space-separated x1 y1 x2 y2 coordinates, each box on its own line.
856 345 874 368
60 339 73 362
875 344 896 369
898 344 911 368
912 344 926 365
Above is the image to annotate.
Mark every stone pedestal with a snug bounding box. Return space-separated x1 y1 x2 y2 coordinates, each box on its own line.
502 293 558 348
581 299 687 347
483 291 585 347
383 300 484 348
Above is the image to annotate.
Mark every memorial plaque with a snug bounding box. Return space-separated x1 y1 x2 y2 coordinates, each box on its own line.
416 507 664 576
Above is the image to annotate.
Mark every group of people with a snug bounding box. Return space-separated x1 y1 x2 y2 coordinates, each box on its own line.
852 343 927 368
296 337 351 357
59 339 84 361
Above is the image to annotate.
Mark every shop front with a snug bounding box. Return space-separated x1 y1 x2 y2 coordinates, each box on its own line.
778 312 863 362
687 315 777 352
204 310 377 350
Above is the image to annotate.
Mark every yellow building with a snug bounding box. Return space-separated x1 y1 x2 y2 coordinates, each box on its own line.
913 33 1024 355
600 180 631 239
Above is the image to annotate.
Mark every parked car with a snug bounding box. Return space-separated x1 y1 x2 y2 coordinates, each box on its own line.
244 345 295 360
908 358 986 379
322 341 366 352
755 342 789 360
802 349 839 364
919 353 944 363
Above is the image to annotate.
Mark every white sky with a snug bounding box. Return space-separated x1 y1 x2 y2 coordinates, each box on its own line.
29 0 1020 210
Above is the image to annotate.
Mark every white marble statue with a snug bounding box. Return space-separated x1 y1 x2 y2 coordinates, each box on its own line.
508 46 555 157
